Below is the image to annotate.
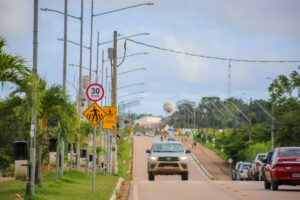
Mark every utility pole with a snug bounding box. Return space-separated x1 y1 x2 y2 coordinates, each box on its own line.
76 0 84 170
60 0 68 178
271 101 274 149
105 66 110 174
212 106 215 138
249 97 252 142
29 0 38 195
111 31 118 174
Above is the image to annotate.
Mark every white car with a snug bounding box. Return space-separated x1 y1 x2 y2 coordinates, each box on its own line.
145 132 155 137
249 153 266 181
237 162 250 180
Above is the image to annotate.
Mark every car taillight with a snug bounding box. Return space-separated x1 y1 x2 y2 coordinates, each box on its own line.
256 162 260 167
240 169 243 173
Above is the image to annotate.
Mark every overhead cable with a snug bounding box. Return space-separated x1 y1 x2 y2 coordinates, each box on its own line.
127 39 300 63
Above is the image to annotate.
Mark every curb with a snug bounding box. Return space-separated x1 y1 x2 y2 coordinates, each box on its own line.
110 177 124 200
190 152 215 180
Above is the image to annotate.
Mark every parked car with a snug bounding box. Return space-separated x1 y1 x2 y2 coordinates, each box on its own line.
263 147 300 190
135 132 141 136
237 162 250 180
146 141 190 181
247 160 255 180
261 150 273 181
168 134 175 141
145 132 155 137
249 153 267 181
232 161 243 180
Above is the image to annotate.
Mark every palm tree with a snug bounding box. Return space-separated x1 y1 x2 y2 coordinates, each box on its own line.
0 37 32 93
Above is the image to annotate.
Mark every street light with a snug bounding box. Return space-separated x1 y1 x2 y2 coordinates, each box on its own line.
58 38 90 50
118 91 145 99
118 67 147 75
41 2 84 171
99 33 150 46
104 52 148 63
118 83 145 89
69 64 96 72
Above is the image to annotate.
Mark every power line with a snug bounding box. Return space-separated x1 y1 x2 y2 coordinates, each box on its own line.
127 39 300 63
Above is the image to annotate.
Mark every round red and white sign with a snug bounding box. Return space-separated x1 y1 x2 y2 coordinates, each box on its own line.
86 83 104 102
228 158 233 164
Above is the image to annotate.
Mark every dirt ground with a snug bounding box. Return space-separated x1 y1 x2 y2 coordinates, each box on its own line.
180 136 231 180
0 177 15 184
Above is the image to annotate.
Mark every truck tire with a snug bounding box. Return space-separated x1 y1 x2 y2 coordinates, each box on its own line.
148 172 155 181
181 172 188 181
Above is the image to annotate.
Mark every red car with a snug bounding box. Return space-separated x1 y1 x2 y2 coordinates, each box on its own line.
263 147 300 190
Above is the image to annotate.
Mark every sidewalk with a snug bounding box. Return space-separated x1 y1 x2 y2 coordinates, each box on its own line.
180 136 231 180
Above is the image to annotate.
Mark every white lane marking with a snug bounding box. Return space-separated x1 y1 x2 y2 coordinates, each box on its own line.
189 154 210 181
133 183 138 200
190 152 215 179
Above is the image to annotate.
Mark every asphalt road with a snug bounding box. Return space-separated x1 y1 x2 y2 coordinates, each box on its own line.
128 135 300 200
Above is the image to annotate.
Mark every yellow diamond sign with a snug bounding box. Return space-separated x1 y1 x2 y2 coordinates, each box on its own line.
103 106 117 130
83 102 106 126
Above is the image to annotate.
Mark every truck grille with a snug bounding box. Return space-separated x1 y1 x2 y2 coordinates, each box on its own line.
159 163 179 167
158 157 179 161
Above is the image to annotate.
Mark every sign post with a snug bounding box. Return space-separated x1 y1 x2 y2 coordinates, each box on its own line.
84 83 104 194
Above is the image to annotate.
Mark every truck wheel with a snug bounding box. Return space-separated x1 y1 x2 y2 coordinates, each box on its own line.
181 172 188 181
271 180 278 190
148 172 155 181
264 179 271 189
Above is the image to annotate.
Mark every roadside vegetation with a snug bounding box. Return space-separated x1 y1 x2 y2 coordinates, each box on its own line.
169 66 300 164
0 37 126 199
0 170 119 200
117 129 132 180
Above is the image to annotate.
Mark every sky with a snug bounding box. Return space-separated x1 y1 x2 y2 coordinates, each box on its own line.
0 0 299 116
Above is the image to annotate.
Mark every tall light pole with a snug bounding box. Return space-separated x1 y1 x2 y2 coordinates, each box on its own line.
28 0 38 195
41 0 84 172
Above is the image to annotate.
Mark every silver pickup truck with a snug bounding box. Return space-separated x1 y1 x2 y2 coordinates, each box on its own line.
146 141 190 181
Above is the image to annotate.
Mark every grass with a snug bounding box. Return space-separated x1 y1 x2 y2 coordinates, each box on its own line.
0 178 26 200
117 137 132 180
0 169 119 200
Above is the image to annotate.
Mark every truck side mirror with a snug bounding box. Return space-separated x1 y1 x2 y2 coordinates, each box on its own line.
146 149 151 153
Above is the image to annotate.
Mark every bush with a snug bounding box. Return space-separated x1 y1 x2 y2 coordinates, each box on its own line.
243 142 270 161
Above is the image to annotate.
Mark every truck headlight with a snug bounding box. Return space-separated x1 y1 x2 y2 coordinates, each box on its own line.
180 156 188 161
150 156 157 161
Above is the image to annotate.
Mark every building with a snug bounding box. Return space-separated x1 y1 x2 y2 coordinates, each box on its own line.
134 116 161 128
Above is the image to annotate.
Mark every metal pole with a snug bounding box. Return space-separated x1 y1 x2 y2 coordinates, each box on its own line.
89 0 93 87
249 97 252 142
92 35 100 191
85 133 90 173
76 0 84 169
29 0 38 195
92 127 96 193
101 50 105 171
271 102 274 149
60 0 68 178
96 32 102 172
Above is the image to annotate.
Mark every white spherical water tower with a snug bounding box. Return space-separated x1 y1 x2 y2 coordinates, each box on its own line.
163 101 175 114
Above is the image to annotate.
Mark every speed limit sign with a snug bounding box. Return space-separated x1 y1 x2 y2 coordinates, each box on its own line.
86 83 104 102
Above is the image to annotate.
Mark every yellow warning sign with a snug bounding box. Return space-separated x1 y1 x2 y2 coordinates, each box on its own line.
130 128 133 133
103 106 117 130
83 102 106 126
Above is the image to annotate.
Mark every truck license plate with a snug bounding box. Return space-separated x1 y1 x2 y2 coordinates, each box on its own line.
292 173 300 178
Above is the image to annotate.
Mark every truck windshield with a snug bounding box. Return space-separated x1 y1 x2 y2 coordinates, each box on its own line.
152 143 184 152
